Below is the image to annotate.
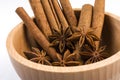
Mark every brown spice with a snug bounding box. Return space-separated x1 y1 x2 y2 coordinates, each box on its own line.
77 4 94 47
24 24 39 48
48 0 61 28
67 4 99 48
52 50 81 66
48 27 74 54
51 0 69 30
80 45 109 64
16 7 58 61
72 43 83 62
24 47 52 65
29 0 52 38
67 29 100 50
41 0 59 31
59 0 77 31
78 4 93 34
92 0 105 49
17 0 108 66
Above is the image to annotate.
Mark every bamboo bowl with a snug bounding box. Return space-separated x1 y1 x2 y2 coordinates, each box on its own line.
6 10 120 80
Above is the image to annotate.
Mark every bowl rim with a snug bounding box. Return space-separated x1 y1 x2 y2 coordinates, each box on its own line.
6 12 120 73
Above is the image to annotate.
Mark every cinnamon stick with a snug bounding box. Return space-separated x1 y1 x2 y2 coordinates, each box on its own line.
92 0 105 49
78 4 93 33
51 0 69 30
29 0 52 38
16 7 58 61
48 0 61 29
41 0 59 31
59 0 77 30
25 24 39 48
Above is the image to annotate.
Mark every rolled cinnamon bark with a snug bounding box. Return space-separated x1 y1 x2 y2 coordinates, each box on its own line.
41 0 59 31
78 4 93 34
29 0 52 38
59 0 77 29
48 0 61 29
16 7 58 61
92 0 105 49
25 24 39 48
51 0 69 30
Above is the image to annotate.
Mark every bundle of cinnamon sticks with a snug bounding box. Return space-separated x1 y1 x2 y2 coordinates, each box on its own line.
16 0 109 66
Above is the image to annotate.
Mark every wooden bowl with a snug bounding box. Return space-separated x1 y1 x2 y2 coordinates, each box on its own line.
6 10 120 80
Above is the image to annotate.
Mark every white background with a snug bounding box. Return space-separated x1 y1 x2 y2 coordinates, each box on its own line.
1 0 120 80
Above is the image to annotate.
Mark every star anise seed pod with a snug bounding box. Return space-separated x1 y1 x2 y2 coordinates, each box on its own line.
49 27 74 53
67 27 100 48
24 47 52 65
52 50 82 67
80 45 110 64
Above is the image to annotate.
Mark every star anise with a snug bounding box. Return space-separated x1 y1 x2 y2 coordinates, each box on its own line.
48 27 74 53
80 45 110 64
52 50 82 67
24 47 52 65
67 27 100 48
